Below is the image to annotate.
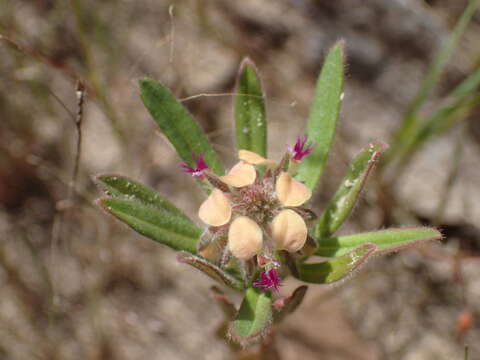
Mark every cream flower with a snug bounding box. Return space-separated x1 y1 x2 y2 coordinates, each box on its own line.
238 150 276 167
197 146 313 261
219 161 256 187
275 171 312 207
228 216 263 259
198 189 232 226
198 159 257 228
270 172 311 252
271 209 308 252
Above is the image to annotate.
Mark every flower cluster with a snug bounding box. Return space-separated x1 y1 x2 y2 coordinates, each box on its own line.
182 137 315 293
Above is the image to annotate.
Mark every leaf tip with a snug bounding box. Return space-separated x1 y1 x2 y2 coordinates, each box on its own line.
93 172 115 187
138 77 153 87
93 173 131 195
95 197 113 217
426 227 444 242
94 197 125 225
376 226 444 255
92 173 106 188
176 250 191 264
332 39 346 54
236 57 263 90
239 56 257 70
369 140 389 153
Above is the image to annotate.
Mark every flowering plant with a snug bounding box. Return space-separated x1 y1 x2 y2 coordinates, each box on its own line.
96 42 441 347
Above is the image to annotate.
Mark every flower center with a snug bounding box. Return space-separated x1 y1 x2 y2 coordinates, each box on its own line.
231 176 278 225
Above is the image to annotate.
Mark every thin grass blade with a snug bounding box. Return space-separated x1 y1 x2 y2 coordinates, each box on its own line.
386 0 480 165
395 64 480 165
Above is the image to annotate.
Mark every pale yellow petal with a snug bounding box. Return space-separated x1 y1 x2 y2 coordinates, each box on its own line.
238 150 276 167
219 161 256 187
271 209 307 252
198 189 232 226
275 172 312 206
228 216 263 260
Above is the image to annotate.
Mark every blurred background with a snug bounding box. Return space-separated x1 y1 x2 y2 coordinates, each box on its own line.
1 0 480 359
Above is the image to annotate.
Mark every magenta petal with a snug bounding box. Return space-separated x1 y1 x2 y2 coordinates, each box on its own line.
196 156 208 172
290 135 314 161
253 269 281 292
180 163 194 172
180 154 209 178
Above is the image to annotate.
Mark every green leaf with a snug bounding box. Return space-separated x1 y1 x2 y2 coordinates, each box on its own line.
98 198 201 253
177 252 244 291
273 285 308 323
315 142 386 239
96 174 190 221
235 58 267 157
296 41 345 191
229 287 272 345
315 227 442 258
298 243 377 284
139 78 224 175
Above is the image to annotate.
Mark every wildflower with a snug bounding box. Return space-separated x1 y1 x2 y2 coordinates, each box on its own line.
289 135 314 162
182 137 315 292
253 268 281 293
189 139 314 263
180 155 208 179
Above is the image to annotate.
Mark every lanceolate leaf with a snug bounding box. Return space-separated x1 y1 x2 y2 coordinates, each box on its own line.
296 41 345 191
140 78 224 175
315 142 386 239
273 285 308 323
298 243 377 284
96 174 190 221
315 228 442 258
177 252 244 291
98 198 201 253
235 58 267 157
229 287 272 345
